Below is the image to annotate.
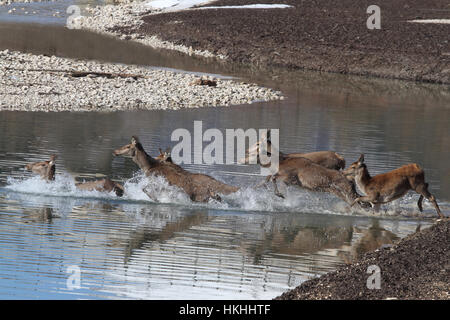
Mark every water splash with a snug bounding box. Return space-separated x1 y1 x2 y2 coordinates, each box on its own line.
4 172 446 218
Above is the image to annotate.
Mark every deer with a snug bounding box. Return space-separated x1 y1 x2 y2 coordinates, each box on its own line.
239 133 368 207
343 154 444 218
241 130 346 171
25 154 57 181
156 147 172 163
113 136 239 202
75 179 124 197
24 155 124 197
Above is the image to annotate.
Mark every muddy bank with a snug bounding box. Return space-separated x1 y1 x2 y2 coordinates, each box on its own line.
107 0 450 84
0 49 283 112
276 219 449 300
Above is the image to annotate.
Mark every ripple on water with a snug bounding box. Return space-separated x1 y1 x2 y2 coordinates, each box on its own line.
0 170 437 299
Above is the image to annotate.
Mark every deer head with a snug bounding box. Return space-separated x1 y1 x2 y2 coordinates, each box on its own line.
25 155 57 181
239 130 273 165
113 136 140 157
156 148 172 163
343 154 366 179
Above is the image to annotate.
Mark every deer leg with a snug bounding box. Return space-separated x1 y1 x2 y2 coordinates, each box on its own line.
351 194 379 207
373 203 381 213
142 187 159 202
330 187 353 206
417 195 424 212
272 176 285 199
256 175 272 188
414 183 444 218
209 190 222 202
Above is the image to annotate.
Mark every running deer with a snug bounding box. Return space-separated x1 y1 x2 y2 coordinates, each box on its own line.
25 155 57 181
239 133 367 207
343 154 444 218
267 157 368 207
24 155 124 197
240 130 346 170
113 136 239 202
75 179 124 197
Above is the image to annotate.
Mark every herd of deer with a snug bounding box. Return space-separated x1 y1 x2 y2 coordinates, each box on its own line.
24 132 444 218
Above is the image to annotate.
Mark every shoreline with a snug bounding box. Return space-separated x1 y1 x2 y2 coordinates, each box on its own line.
75 2 229 61
275 219 449 300
73 0 449 85
0 49 283 112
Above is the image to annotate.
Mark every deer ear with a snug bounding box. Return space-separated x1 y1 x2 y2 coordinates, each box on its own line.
260 130 267 141
159 148 163 155
49 154 57 164
131 136 138 145
358 154 365 163
165 147 171 154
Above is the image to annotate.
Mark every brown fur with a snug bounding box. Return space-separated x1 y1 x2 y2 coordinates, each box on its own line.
343 154 443 218
240 130 345 170
25 155 57 181
113 136 239 202
280 150 345 171
75 179 124 197
268 156 367 207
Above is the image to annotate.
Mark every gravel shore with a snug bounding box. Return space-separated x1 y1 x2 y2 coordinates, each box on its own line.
0 49 283 112
76 0 450 84
276 219 449 300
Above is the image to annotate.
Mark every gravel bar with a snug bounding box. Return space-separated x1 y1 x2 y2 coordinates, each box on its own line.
0 49 283 112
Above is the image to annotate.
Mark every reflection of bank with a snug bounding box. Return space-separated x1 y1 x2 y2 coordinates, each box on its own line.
338 220 401 264
99 210 411 299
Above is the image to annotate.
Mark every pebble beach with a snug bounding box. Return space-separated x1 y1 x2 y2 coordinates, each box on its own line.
0 49 283 112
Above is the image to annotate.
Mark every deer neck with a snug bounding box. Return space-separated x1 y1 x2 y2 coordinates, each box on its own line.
45 164 55 181
354 166 372 194
258 140 284 168
133 145 159 173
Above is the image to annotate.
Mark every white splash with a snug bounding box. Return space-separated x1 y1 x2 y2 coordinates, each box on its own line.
4 172 445 218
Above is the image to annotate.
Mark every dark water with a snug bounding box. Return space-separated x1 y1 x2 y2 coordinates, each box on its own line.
0 20 449 299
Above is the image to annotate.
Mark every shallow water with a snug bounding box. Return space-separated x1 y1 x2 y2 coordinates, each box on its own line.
0 0 99 25
0 11 449 299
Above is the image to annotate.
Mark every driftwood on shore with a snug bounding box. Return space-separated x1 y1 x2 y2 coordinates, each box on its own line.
70 71 147 80
4 67 148 80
